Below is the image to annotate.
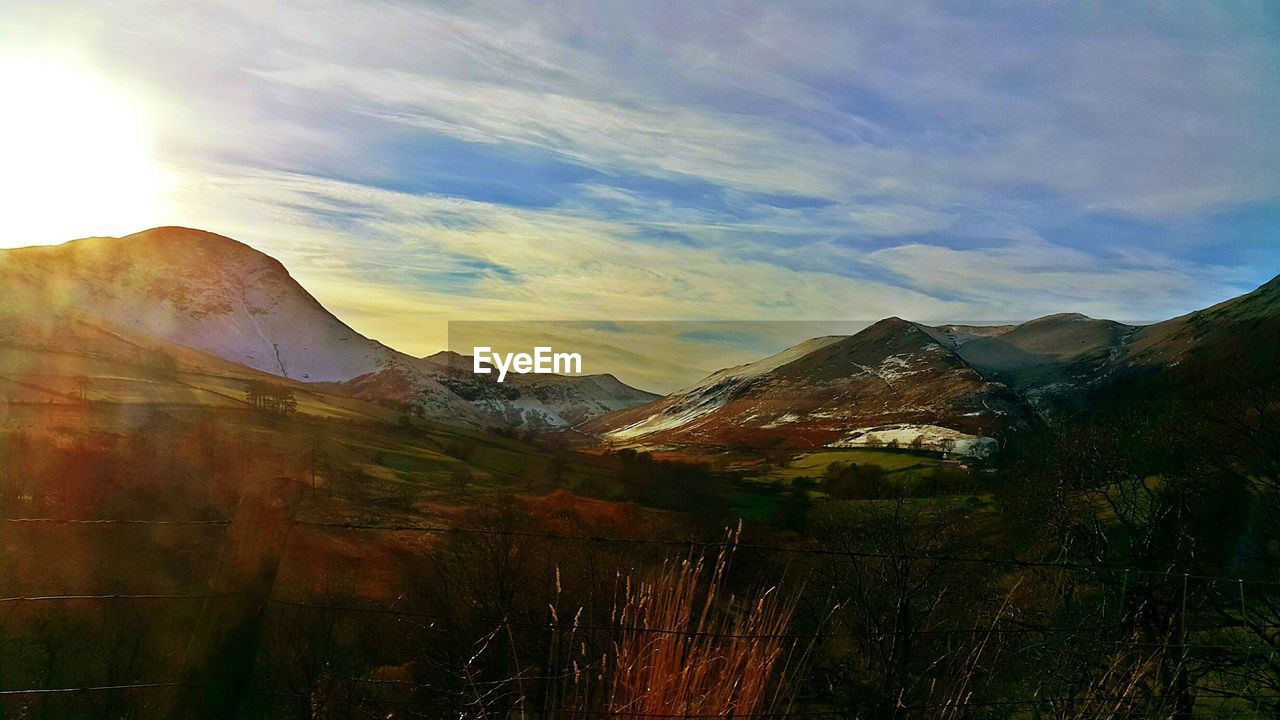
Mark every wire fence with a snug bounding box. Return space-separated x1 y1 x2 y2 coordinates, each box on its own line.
262 596 1280 645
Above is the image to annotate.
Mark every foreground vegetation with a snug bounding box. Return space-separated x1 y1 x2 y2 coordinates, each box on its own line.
0 336 1276 719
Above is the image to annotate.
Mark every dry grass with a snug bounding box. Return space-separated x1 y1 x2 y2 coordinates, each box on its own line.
537 525 804 719
602 525 799 718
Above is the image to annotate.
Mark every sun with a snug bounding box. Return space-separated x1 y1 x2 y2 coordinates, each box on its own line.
0 57 164 249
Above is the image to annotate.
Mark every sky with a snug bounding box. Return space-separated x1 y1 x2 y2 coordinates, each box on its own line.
0 1 1278 363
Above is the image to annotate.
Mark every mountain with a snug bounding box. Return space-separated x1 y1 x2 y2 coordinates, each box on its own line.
0 227 404 382
5 227 1272 443
0 227 657 428
580 318 1033 456
583 275 1280 457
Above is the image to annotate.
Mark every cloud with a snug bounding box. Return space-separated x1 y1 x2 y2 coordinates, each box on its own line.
1 0 1276 359
64 0 1275 215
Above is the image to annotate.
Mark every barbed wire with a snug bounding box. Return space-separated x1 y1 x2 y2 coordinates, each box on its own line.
0 517 229 526
0 682 187 696
0 590 1267 650
0 592 235 605
0 680 1268 718
0 514 1274 715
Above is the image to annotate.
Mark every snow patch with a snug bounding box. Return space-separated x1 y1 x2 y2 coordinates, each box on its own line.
830 423 997 458
761 412 800 428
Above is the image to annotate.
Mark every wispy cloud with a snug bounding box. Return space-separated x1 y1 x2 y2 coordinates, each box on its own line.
2 0 1277 358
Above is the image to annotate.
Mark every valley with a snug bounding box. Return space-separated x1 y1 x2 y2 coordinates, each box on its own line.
0 228 1276 719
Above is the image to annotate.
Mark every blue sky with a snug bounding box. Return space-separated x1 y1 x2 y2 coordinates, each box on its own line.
2 1 1278 358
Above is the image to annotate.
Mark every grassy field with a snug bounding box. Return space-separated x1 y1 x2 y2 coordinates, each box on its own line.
768 447 941 479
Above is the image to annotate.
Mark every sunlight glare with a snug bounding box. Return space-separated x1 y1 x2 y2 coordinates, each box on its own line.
0 57 164 248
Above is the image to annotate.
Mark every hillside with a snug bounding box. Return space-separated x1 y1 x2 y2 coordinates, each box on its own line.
1125 273 1280 366
923 314 1137 408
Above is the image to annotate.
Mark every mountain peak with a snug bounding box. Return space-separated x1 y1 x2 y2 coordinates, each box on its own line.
872 315 913 327
860 316 922 337
118 226 287 271
2 226 661 428
424 350 471 370
126 225 246 245
1019 312 1096 327
15 226 293 286
62 226 263 255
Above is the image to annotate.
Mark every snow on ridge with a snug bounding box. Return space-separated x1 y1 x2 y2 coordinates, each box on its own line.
604 392 727 440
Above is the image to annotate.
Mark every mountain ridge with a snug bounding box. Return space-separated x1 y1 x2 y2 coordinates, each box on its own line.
4 226 1273 443
582 274 1279 455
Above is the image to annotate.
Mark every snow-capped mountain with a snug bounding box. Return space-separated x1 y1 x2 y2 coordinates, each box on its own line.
0 227 657 428
581 318 1033 456
0 227 397 381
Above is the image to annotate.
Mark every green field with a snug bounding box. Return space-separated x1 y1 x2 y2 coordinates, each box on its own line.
768 447 940 480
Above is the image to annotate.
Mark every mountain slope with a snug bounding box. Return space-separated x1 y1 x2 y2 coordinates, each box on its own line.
581 318 1032 455
0 227 657 428
932 276 1279 411
1125 274 1280 366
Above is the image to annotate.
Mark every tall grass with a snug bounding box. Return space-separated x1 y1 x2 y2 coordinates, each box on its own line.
600 526 800 718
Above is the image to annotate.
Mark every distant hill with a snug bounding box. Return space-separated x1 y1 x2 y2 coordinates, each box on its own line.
330 352 659 430
0 227 657 428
